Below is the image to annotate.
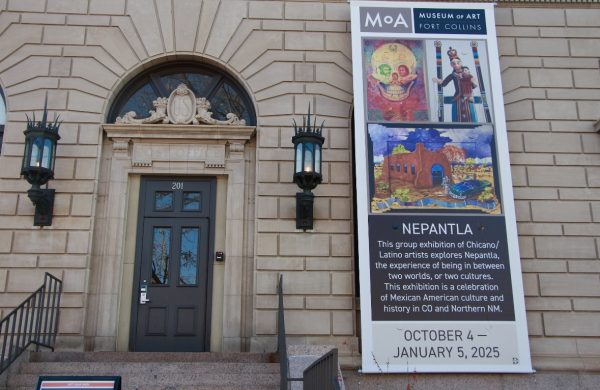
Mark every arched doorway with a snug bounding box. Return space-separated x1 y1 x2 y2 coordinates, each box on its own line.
431 163 444 186
94 61 256 353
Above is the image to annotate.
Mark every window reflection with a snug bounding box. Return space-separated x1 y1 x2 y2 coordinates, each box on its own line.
160 73 215 98
210 82 250 124
182 192 201 211
179 228 199 285
152 227 171 284
0 89 5 153
117 83 157 121
155 191 173 211
0 90 5 125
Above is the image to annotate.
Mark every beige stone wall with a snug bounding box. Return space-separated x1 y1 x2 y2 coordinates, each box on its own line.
0 0 598 370
496 7 600 370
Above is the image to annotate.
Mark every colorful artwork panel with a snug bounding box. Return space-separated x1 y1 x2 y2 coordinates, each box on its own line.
363 39 429 122
425 39 493 124
368 124 501 214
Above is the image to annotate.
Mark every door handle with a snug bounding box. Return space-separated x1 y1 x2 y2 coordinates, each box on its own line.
140 291 150 304
140 282 150 305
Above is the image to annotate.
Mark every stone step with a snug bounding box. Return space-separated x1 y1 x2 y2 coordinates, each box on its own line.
7 352 282 390
29 351 276 363
11 386 279 390
9 372 280 388
19 361 280 375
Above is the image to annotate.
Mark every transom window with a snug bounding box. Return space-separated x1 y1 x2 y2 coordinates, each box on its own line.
108 63 255 125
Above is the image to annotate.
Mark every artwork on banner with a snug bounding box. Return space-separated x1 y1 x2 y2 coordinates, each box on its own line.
425 39 493 124
364 39 429 122
368 124 501 214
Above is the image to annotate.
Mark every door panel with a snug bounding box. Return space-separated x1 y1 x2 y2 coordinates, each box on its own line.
132 178 214 352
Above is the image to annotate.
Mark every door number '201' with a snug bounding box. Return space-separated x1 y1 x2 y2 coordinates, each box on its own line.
172 182 184 190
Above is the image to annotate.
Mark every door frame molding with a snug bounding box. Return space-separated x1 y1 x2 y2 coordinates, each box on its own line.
86 124 255 352
129 176 216 352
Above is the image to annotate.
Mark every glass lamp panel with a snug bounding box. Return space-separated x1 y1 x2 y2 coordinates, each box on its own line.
41 138 53 169
29 137 42 167
50 143 57 171
295 143 303 174
22 139 32 170
303 142 314 173
314 144 321 174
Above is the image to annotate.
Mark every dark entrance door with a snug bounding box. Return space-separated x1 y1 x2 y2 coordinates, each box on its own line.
431 164 444 187
131 177 215 352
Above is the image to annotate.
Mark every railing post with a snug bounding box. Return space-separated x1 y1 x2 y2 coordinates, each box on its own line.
0 273 62 375
302 348 339 390
277 275 289 390
50 276 62 350
34 281 45 351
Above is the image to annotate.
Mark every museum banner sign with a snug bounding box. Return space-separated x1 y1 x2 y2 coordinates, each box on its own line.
350 1 532 373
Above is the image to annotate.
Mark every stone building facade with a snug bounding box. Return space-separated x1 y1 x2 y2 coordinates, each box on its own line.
0 0 599 374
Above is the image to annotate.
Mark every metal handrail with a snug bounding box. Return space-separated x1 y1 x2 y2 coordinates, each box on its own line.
277 275 289 390
303 348 340 390
0 272 62 375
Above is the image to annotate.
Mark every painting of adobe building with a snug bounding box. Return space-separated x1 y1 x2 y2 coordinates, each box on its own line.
367 125 501 214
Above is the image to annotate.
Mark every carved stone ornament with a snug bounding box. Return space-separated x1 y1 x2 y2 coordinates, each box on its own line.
116 83 246 126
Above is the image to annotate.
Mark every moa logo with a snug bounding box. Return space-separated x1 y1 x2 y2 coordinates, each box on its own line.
360 7 412 33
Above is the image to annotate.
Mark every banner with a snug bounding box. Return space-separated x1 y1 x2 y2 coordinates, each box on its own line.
350 1 532 373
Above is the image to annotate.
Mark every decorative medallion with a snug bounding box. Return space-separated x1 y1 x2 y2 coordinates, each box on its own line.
116 83 246 126
168 84 196 124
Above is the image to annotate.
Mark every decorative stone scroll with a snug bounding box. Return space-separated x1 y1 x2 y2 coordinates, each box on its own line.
116 83 246 126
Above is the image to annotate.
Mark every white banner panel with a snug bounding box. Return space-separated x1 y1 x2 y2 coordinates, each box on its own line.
350 1 532 373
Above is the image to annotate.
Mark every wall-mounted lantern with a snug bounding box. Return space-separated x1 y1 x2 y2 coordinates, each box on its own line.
21 103 61 226
292 107 325 230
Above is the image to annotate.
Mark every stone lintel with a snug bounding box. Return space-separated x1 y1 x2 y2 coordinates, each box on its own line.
102 124 256 143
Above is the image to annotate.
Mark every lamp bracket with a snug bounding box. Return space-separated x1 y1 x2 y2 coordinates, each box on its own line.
27 188 55 226
296 191 314 231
